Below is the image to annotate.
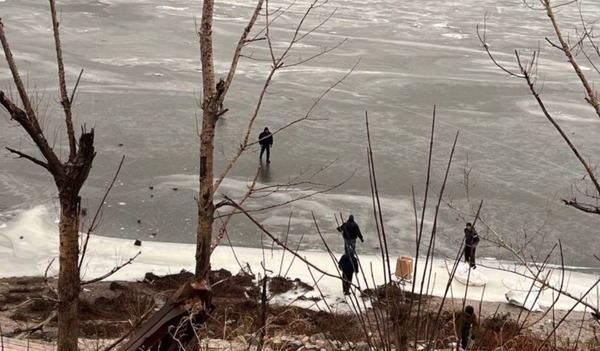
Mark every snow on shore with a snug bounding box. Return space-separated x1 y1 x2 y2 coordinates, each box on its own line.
1 205 598 313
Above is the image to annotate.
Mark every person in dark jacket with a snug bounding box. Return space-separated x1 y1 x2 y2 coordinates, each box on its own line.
258 127 273 163
338 254 359 295
337 214 364 256
463 222 479 269
454 305 478 350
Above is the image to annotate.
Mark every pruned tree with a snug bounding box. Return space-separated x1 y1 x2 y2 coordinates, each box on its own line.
0 2 96 350
195 0 347 279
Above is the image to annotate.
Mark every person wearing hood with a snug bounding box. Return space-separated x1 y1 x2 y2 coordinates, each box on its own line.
463 222 480 269
337 214 364 256
258 127 273 163
338 253 359 295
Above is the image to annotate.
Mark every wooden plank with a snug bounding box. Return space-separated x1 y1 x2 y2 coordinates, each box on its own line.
0 336 57 351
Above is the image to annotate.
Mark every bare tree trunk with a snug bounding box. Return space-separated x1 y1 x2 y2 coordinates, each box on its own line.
57 196 81 351
195 0 217 279
56 132 94 351
193 0 343 278
1 16 96 344
196 115 216 278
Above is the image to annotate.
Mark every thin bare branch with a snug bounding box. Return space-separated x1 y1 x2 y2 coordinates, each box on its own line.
476 16 524 78
221 195 342 280
543 0 600 118
561 199 600 214
48 0 77 160
12 310 58 336
218 0 265 110
515 50 600 199
0 88 65 185
0 19 38 123
5 147 49 170
79 155 126 269
81 252 141 285
69 69 84 105
365 111 391 283
283 39 348 68
294 5 337 44
210 166 260 251
419 128 460 345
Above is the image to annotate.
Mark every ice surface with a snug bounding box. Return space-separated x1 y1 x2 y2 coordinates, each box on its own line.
2 0 600 270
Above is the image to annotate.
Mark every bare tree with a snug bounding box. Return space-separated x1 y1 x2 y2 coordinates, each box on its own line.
195 0 346 279
471 0 600 309
0 1 96 349
477 0 600 216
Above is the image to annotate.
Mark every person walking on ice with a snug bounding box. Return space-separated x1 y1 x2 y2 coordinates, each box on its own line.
463 222 480 269
337 214 363 256
258 127 273 163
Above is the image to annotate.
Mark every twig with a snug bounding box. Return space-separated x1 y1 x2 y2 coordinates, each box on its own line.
418 123 460 345
101 304 155 351
278 211 293 277
365 111 392 284
81 251 141 285
13 310 57 337
80 155 126 269
221 195 342 281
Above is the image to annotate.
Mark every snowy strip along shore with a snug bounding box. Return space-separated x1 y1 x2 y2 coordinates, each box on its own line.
1 205 598 313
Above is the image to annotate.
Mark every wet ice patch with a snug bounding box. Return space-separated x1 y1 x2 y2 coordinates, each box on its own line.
442 33 468 39
0 233 14 255
213 14 247 22
433 22 458 29
151 174 198 193
76 28 100 34
156 6 189 11
98 0 152 4
516 98 597 123
553 111 594 123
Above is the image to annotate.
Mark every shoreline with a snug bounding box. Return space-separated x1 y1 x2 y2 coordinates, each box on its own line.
1 272 598 350
3 205 600 274
1 205 599 315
